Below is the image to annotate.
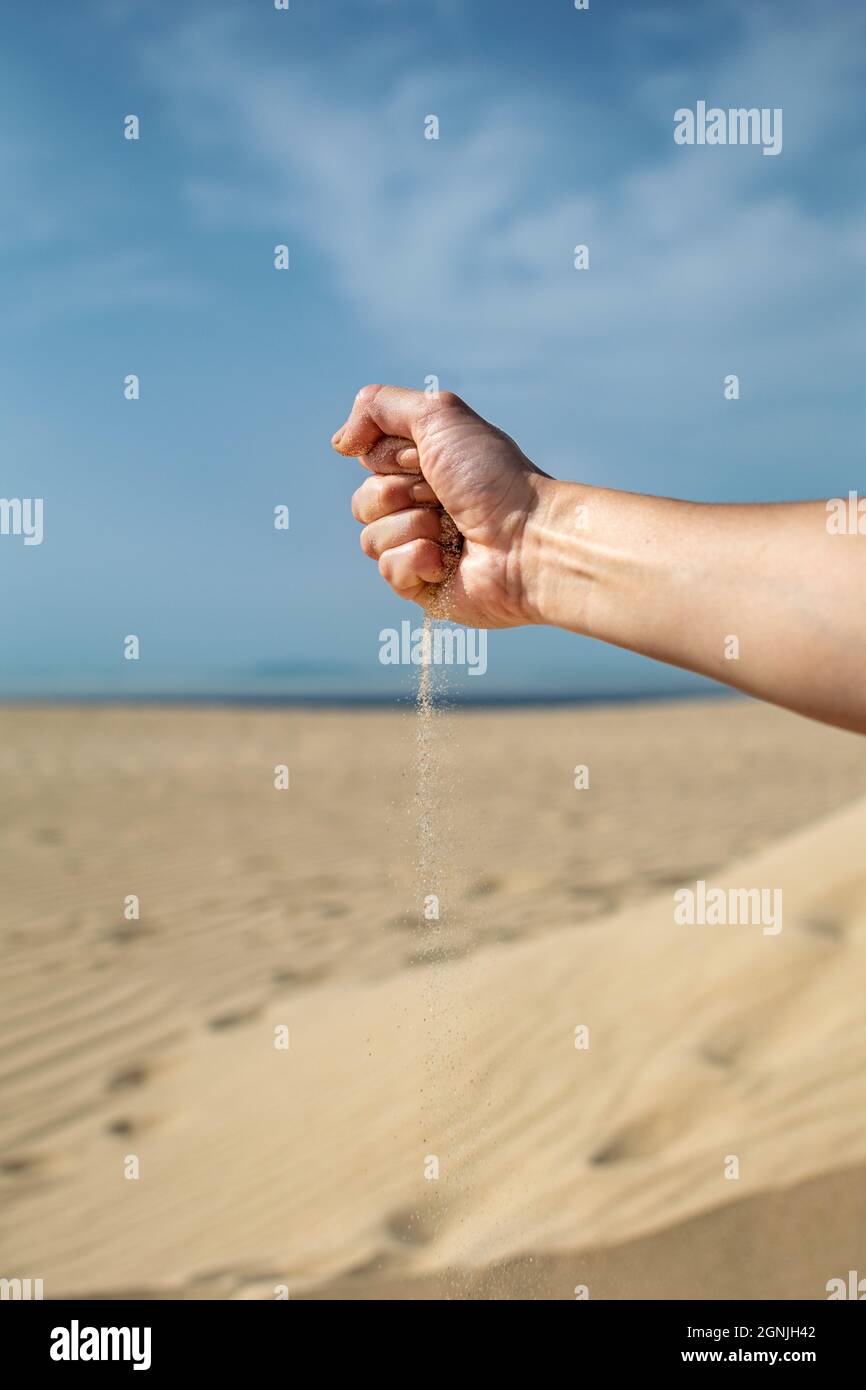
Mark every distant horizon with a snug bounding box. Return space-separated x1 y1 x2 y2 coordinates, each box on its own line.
0 684 738 710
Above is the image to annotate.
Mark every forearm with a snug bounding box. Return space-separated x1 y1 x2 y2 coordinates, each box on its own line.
527 478 866 734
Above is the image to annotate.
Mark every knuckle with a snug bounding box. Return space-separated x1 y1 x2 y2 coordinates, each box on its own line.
408 537 433 565
381 475 407 509
355 383 381 407
417 389 462 433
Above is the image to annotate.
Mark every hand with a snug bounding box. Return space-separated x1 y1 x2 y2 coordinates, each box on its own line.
331 384 555 628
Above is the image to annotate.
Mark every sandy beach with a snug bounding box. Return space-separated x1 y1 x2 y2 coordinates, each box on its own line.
2 696 866 1300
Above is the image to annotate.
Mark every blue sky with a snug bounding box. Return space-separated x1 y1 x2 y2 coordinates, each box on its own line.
1 0 864 699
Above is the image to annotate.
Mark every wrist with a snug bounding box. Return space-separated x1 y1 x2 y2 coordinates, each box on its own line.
520 476 598 631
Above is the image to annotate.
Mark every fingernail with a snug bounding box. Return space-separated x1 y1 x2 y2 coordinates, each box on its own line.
411 482 430 500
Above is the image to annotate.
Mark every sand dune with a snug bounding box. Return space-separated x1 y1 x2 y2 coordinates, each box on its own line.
298 1161 866 1301
2 698 866 1300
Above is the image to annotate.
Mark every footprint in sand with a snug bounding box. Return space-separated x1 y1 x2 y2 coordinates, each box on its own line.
0 1154 42 1177
589 1107 691 1165
271 966 326 988
101 923 155 946
207 1006 262 1031
106 1064 150 1092
800 913 845 940
33 826 64 846
106 1117 137 1137
384 1206 437 1247
464 876 501 899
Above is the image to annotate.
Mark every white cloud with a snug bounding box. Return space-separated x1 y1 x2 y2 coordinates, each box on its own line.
145 4 866 420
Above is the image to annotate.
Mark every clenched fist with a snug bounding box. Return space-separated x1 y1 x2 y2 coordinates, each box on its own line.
331 384 555 628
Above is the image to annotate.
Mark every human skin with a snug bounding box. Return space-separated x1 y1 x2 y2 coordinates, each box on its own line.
332 384 866 735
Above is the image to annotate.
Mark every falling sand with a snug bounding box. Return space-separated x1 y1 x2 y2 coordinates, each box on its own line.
414 506 463 958
410 508 478 1283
